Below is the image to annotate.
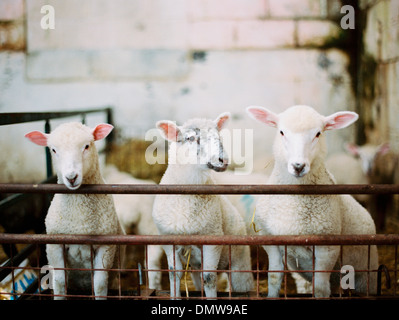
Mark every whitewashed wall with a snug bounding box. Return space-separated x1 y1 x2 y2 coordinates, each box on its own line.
0 0 358 182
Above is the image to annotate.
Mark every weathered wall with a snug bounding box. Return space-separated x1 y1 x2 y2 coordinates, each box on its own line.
360 0 399 151
0 0 359 181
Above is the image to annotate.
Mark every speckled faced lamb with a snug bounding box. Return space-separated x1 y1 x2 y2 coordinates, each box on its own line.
152 113 254 299
25 122 125 300
246 105 378 298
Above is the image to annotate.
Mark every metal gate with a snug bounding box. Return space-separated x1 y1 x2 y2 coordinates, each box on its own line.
0 109 398 300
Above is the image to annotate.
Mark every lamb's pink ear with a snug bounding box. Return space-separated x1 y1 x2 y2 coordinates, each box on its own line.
25 131 48 146
377 143 390 155
92 123 114 141
246 106 278 128
344 142 360 157
323 111 358 131
156 121 182 142
215 112 230 131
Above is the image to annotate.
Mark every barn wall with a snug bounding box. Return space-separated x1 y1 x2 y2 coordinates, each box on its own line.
0 0 381 181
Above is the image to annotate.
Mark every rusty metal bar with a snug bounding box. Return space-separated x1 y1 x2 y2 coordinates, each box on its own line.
1 233 399 246
395 245 398 295
1 183 399 195
0 107 113 126
0 243 36 282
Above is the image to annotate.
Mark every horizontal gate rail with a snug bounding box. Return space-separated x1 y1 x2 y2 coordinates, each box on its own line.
0 107 113 126
1 233 399 246
1 183 399 195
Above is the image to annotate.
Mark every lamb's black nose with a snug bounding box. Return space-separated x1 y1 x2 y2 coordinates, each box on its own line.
292 163 305 175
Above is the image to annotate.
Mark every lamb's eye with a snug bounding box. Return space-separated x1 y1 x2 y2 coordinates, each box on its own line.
315 132 321 138
280 131 284 136
51 148 56 154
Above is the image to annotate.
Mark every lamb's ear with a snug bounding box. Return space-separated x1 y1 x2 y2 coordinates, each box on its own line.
25 131 49 146
215 112 230 131
246 106 278 128
377 142 390 155
92 123 114 141
344 142 360 157
156 121 182 142
323 111 358 131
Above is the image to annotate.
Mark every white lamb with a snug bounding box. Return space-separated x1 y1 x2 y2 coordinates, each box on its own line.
152 113 254 299
246 105 378 298
103 164 163 290
326 143 391 204
25 122 125 300
327 142 391 185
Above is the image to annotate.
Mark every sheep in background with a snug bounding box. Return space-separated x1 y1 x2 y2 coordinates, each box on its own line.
326 146 369 205
247 105 378 298
25 122 125 300
152 113 254 299
344 143 391 177
102 164 163 290
326 142 390 186
326 142 396 230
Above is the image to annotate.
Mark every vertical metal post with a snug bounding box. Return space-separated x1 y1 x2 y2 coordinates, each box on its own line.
256 245 260 298
228 245 232 299
62 244 68 299
106 107 114 145
90 245 95 299
44 120 53 178
367 245 371 296
104 107 114 162
395 245 398 296
10 244 16 300
284 245 287 298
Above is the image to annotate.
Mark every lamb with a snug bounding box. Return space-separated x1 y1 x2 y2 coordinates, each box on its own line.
152 113 254 299
102 164 163 290
326 143 396 230
246 105 378 298
25 122 125 300
327 142 392 185
326 143 391 202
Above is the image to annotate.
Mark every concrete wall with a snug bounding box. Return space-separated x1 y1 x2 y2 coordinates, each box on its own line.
0 0 359 182
360 0 399 151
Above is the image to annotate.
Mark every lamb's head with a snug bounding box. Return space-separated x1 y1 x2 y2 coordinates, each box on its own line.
247 105 358 178
156 113 230 172
345 142 390 176
25 122 113 189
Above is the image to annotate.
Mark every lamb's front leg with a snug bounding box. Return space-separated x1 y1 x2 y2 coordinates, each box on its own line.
147 244 163 290
93 245 115 300
313 245 340 298
202 245 222 299
46 244 67 300
163 245 183 299
263 245 284 298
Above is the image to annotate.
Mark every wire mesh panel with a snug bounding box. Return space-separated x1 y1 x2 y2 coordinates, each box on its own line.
0 233 398 300
1 176 399 300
